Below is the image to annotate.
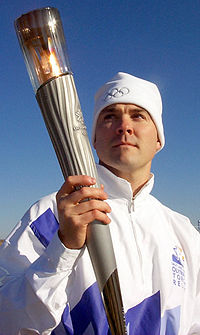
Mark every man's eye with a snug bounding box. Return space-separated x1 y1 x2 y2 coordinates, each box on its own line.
132 113 144 119
104 114 115 120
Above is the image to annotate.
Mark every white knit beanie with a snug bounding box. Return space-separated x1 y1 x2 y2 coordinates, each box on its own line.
92 72 165 150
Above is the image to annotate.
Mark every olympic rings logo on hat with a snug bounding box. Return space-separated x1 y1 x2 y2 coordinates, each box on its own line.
104 87 130 101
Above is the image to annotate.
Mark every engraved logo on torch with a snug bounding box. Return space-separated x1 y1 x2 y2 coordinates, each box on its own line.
73 108 87 135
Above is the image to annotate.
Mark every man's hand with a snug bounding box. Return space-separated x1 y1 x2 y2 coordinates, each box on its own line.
56 175 111 249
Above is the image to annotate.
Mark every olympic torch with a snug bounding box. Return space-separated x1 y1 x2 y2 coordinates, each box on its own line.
14 7 127 334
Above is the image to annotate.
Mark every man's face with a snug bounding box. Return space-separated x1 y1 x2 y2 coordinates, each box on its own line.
94 103 161 177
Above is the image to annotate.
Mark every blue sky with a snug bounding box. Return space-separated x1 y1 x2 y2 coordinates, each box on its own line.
0 0 199 238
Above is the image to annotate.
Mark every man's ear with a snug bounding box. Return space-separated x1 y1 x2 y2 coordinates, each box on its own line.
156 138 162 152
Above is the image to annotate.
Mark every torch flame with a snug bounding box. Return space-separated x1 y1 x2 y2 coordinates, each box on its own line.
48 37 61 77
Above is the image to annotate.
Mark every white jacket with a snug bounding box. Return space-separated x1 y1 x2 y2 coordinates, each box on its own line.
0 165 199 335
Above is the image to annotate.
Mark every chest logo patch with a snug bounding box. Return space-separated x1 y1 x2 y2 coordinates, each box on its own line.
172 246 186 289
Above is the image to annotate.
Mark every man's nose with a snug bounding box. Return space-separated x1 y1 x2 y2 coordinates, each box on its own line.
116 118 134 135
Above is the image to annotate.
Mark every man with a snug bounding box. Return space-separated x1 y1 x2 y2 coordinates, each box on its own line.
0 72 199 334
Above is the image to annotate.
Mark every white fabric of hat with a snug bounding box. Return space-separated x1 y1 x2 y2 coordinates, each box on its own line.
92 72 165 151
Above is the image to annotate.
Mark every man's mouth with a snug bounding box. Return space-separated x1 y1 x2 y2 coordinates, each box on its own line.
112 142 137 148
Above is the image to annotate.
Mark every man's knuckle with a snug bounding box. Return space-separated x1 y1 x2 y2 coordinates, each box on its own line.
91 209 99 218
80 187 88 196
65 176 71 184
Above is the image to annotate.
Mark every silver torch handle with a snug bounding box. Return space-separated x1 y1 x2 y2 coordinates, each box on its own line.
15 8 127 334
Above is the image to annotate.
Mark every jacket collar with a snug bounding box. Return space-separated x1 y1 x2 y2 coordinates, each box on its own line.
96 164 154 203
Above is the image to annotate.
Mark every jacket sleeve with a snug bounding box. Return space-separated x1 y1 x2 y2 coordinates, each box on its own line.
0 194 81 335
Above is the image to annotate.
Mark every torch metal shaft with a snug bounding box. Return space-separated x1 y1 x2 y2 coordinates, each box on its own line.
36 73 127 334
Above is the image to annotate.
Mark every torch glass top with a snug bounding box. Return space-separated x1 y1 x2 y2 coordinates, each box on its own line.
15 7 71 92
